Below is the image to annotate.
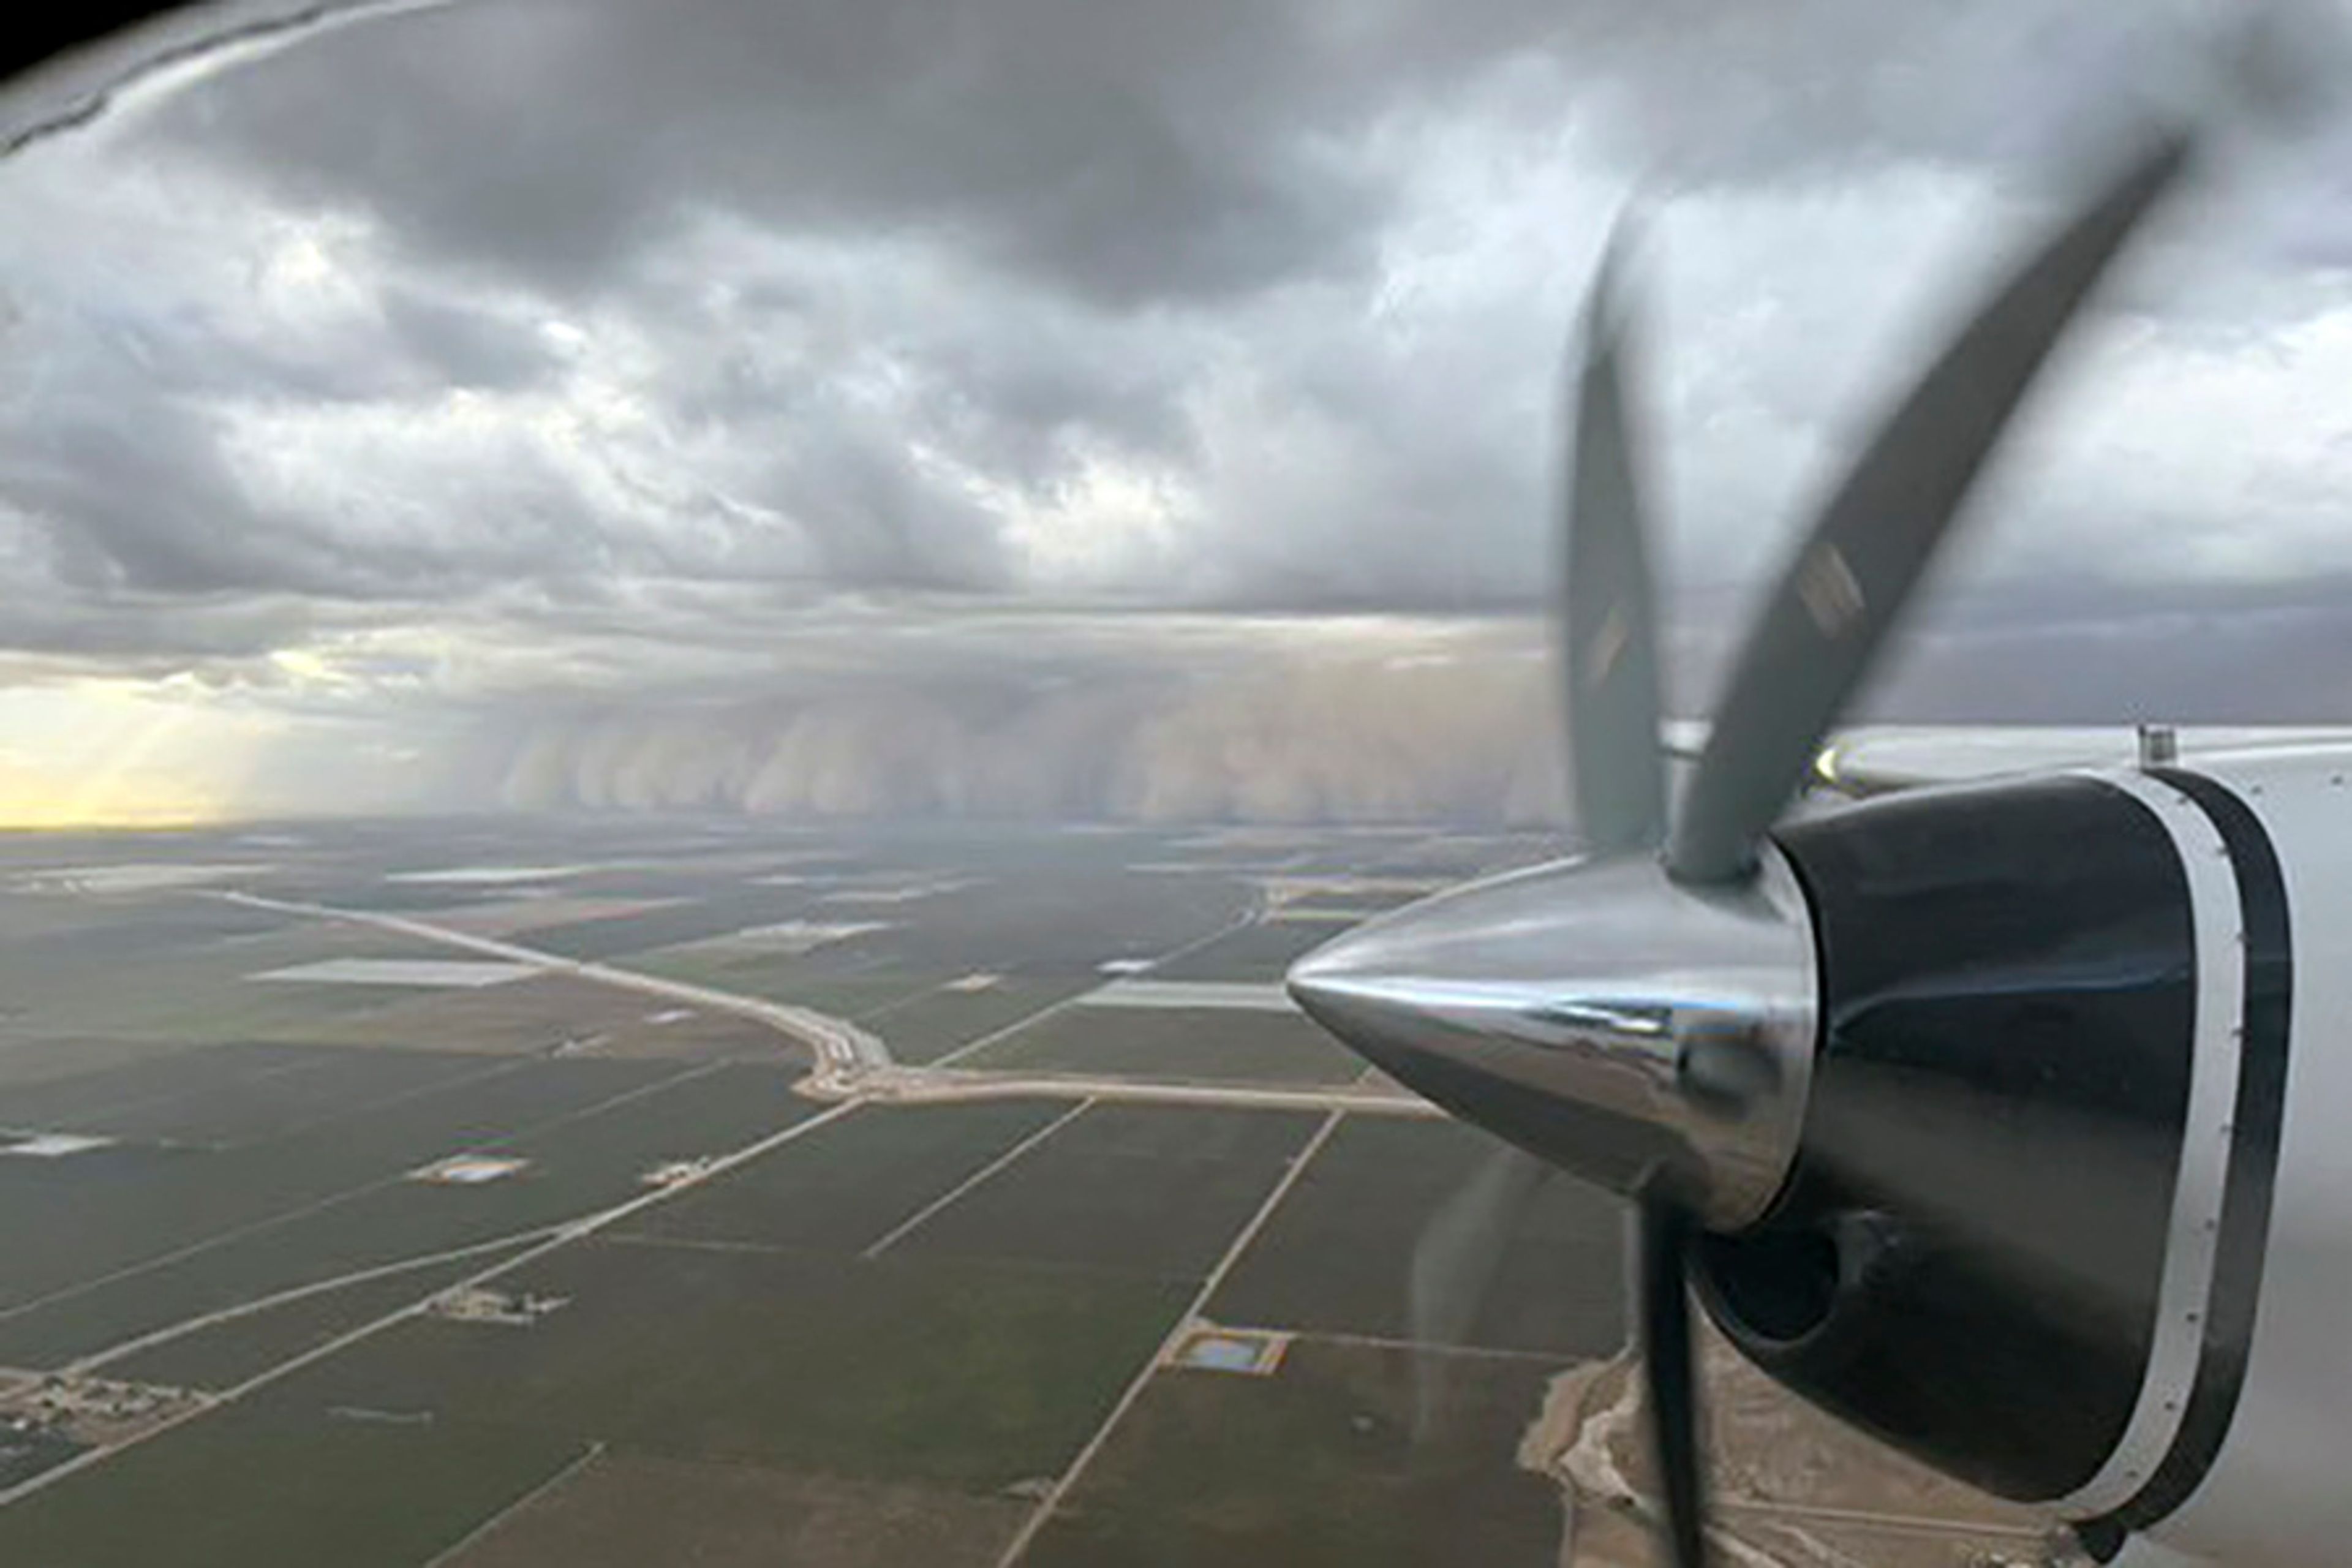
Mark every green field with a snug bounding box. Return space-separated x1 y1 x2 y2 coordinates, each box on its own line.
855 974 1093 1064
1148 921 1335 982
1208 1117 1627 1358
439 1450 1029 1568
630 1099 1066 1254
107 1242 543 1390
0 1035 212 1095
265 1240 1189 1490
0 821 1682 1568
892 1105 1317 1281
0 1398 583 1568
853 872 1253 979
625 945 941 1017
0 918 483 1044
1020 1338 1575 1568
58 1046 505 1147
0 1054 673 1312
0 1038 307 1125
259 973 692 1055
960 1004 1361 1084
0 1061 816 1366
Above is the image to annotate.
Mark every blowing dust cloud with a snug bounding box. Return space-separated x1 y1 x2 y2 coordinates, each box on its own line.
492 654 1569 827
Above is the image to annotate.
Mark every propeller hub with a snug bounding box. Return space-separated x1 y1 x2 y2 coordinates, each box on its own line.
1288 848 1819 1230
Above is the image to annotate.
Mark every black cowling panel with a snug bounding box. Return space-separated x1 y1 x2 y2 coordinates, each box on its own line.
1696 775 2195 1503
2083 767 2293 1537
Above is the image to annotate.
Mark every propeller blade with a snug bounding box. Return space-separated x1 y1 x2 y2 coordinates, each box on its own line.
1564 224 1668 854
1637 1191 1711 1568
1666 126 2195 885
1406 1141 1551 1442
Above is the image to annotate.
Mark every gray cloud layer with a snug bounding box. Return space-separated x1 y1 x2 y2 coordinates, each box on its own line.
2 0 2351 822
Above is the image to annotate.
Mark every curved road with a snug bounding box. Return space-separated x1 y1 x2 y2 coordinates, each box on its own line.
214 889 1439 1118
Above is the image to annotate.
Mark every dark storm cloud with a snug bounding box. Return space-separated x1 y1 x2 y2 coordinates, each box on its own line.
13 0 2340 636
0 590 325 667
1 0 2351 824
153 0 1417 307
374 285 556 391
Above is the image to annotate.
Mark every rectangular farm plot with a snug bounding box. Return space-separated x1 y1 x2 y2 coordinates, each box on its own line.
265 1238 1190 1492
859 974 1094 1064
891 1104 1319 1281
0 1131 112 1156
0 1038 327 1129
0 1063 818 1368
960 1004 1362 1085
1078 979 1294 1009
275 971 804 1065
1146 919 1338 982
435 1450 1029 1568
507 889 841 962
0 901 289 1001
42 1046 505 1148
0 1394 583 1568
0 1057 688 1358
0 1035 205 1097
825 869 1253 979
384 864 593 884
248 957 540 988
107 1241 545 1391
1019 1336 1577 1568
418 895 687 940
1208 1117 1627 1360
630 1099 1067 1255
0 924 485 1044
624 943 932 1017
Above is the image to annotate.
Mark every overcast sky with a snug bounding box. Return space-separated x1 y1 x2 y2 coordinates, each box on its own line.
1 0 2350 826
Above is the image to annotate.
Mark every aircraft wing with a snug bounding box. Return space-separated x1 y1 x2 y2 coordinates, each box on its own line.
1656 720 2352 796
1810 724 2352 796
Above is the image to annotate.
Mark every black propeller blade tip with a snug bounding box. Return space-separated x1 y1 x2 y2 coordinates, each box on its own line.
1638 1192 1712 1568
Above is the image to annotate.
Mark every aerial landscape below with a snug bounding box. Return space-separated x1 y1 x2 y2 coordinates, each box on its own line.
0 814 2073 1566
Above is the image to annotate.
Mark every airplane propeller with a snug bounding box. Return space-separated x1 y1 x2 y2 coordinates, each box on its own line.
1321 119 2199 1568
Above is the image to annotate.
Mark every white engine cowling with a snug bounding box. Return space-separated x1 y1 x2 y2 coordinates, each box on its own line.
1689 747 2350 1567
2100 748 2352 1567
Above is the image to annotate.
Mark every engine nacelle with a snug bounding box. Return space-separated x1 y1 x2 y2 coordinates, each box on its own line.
1698 750 2345 1567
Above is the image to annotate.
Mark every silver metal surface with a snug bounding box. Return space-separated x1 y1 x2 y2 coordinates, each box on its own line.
1287 847 1819 1231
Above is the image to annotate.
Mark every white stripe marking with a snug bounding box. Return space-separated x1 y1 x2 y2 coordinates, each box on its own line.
2056 769 2246 1518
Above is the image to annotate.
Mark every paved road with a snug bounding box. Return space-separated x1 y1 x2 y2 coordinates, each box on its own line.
214 889 1438 1118
219 890 889 1093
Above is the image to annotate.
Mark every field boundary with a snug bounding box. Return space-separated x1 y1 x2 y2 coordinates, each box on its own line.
990 1108 1348 1568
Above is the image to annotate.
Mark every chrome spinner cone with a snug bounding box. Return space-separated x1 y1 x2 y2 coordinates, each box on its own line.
1286 847 1819 1231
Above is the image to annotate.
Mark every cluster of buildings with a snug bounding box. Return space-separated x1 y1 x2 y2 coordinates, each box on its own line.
428 1286 570 1327
640 1156 718 1188
2 1374 195 1443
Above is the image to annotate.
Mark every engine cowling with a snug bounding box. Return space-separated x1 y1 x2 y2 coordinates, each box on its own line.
1705 751 2333 1567
1707 770 2221 1512
1292 748 2348 1566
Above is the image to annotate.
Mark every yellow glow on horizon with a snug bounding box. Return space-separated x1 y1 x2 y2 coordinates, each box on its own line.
0 681 238 829
0 774 219 829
